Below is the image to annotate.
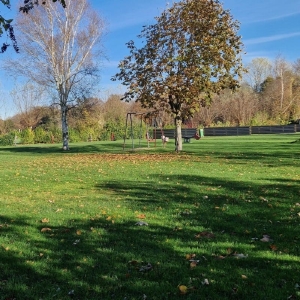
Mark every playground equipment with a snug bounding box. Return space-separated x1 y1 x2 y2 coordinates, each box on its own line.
123 111 167 150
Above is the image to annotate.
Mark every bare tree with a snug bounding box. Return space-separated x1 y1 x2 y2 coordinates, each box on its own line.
4 0 106 149
10 82 46 128
225 85 259 126
260 56 296 122
273 55 292 111
246 58 272 92
0 0 66 53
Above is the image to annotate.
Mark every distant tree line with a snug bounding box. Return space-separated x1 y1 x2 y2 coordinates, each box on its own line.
0 0 299 147
1 56 300 147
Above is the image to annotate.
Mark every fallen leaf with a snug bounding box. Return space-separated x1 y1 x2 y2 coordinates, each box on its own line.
190 261 198 268
41 227 51 232
270 244 278 251
214 255 226 260
41 218 49 223
179 285 188 294
241 275 247 279
76 230 82 235
137 214 146 219
195 231 215 239
260 196 268 202
186 254 196 260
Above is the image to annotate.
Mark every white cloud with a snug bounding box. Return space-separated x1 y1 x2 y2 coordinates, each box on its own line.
244 32 300 45
244 11 300 25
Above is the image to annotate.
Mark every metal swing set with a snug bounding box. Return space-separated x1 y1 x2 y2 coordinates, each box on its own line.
123 111 168 150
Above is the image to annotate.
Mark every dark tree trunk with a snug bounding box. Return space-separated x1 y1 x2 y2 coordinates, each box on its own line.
61 105 69 150
174 115 182 152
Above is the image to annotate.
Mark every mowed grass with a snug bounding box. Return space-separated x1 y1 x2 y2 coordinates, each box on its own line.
0 134 299 300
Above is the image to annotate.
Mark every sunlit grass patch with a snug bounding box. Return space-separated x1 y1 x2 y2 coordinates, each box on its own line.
0 135 299 299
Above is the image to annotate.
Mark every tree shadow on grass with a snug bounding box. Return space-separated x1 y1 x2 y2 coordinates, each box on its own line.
0 174 300 299
0 142 125 155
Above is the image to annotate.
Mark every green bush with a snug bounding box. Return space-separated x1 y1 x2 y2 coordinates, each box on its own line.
0 132 15 146
69 128 81 143
20 128 35 144
34 127 47 143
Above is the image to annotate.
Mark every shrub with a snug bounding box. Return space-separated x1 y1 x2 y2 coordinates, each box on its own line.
34 127 47 143
21 128 35 144
0 132 15 146
69 128 81 143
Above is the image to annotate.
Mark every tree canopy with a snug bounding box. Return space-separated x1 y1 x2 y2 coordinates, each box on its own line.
4 0 105 149
0 0 66 52
113 0 244 151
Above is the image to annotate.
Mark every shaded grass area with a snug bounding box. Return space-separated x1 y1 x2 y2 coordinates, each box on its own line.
0 134 299 299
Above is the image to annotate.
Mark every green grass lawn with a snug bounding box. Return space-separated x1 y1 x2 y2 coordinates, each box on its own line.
0 134 299 299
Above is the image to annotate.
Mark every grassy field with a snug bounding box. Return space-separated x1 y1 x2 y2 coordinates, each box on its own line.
0 134 299 300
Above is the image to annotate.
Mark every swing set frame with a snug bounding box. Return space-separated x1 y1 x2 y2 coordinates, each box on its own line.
123 111 165 150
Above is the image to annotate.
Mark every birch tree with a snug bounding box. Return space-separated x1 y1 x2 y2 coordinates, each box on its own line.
4 0 105 149
246 58 272 93
0 0 66 52
113 0 244 151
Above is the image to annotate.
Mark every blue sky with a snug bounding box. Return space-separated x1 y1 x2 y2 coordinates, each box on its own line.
96 0 300 94
1 0 300 118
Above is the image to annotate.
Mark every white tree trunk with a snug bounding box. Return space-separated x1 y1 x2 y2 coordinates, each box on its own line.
61 105 69 150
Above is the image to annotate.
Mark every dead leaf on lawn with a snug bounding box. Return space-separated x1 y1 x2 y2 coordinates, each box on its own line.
259 196 268 202
137 214 146 219
190 261 198 268
214 255 226 260
270 244 278 251
179 285 188 294
195 231 215 239
173 226 183 231
186 254 196 260
41 218 49 223
41 227 51 232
